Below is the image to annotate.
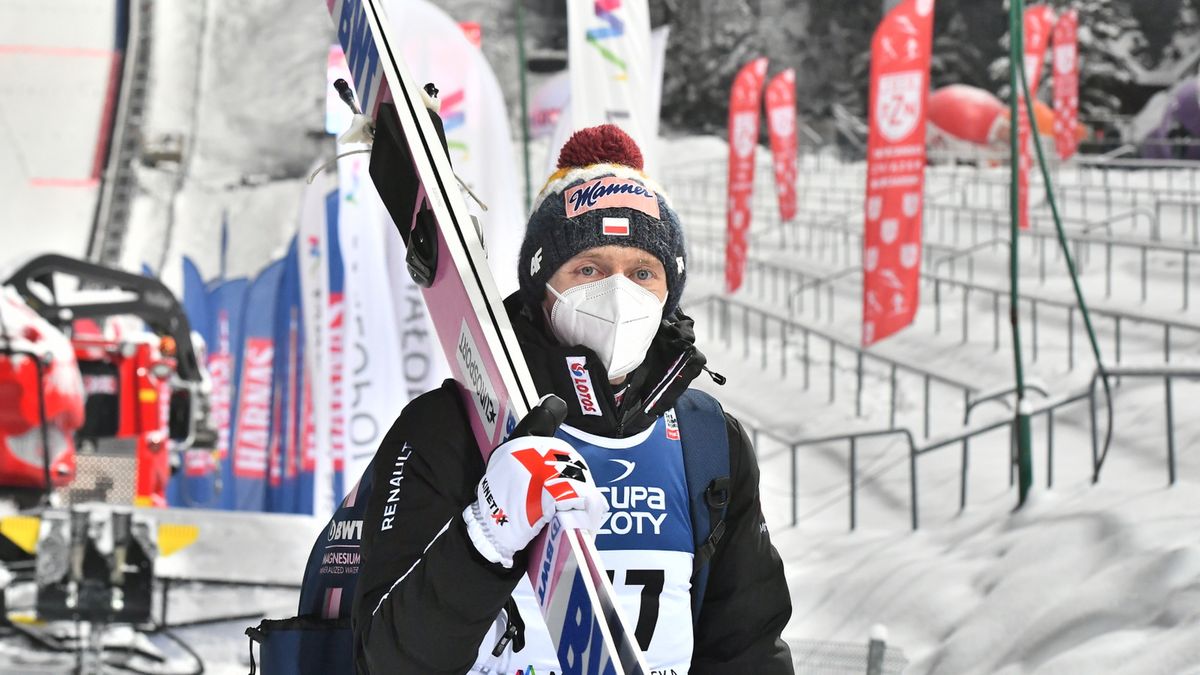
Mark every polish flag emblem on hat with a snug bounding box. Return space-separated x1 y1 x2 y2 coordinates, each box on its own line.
602 217 630 236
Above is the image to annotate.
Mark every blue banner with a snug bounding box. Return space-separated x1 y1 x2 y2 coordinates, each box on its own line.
206 277 248 510
326 188 347 506
228 260 284 512
168 257 220 508
268 239 304 513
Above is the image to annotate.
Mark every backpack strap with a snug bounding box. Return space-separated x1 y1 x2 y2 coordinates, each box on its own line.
674 388 732 624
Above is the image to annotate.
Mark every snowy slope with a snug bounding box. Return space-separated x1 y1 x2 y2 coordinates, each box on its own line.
664 134 1200 674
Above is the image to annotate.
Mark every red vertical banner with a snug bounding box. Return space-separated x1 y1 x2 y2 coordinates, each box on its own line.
1052 10 1079 160
1018 5 1056 230
725 57 769 294
765 69 799 223
862 0 934 347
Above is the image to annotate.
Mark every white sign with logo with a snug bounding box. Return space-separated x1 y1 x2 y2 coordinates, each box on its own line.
875 70 924 142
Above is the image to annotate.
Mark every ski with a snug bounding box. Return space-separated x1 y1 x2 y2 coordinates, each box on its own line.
324 1 649 673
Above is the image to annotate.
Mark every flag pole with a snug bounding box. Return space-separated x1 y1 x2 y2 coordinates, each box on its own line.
1008 0 1034 506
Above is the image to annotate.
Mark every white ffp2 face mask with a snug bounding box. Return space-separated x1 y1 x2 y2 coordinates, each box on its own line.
546 275 666 380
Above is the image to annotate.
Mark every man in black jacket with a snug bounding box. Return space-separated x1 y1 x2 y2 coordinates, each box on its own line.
352 125 793 674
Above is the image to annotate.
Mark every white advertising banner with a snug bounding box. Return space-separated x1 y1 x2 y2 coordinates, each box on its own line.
566 0 656 171
336 152 408 495
384 0 525 295
385 221 450 402
296 163 337 520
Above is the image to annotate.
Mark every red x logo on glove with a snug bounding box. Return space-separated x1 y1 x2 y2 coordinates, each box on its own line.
511 447 584 526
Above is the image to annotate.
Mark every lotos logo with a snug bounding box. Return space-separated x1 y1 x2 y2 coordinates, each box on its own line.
564 176 659 220
565 358 601 416
585 0 627 77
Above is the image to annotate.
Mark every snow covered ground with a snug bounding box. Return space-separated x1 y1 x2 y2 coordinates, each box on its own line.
663 135 1200 673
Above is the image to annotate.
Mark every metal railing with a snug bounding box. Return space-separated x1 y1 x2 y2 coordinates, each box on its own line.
759 365 1200 532
695 295 979 440
678 198 1199 310
689 244 1200 372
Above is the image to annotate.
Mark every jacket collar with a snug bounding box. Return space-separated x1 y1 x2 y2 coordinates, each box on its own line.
504 294 709 438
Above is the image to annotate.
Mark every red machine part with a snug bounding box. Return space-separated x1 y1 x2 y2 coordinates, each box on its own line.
0 289 85 488
73 337 173 507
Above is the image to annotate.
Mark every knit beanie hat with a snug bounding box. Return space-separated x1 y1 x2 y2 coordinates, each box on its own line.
517 125 687 316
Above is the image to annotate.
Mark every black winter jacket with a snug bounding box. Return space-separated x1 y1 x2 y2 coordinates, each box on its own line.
351 296 794 674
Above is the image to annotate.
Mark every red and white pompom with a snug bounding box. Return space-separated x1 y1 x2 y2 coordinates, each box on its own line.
556 124 644 171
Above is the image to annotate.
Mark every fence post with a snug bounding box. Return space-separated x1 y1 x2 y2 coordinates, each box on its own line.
1068 306 1075 370
1031 301 1039 363
910 443 919 530
935 279 942 334
1089 380 1100 483
889 365 898 429
849 437 857 531
960 433 970 512
790 444 798 527
961 287 970 344
1105 242 1113 298
802 329 809 389
866 625 888 675
1184 251 1190 311
1115 316 1122 366
993 292 1000 351
855 352 864 417
828 341 836 403
1166 375 1176 486
1046 409 1054 488
1141 247 1148 303
780 319 788 379
923 376 932 438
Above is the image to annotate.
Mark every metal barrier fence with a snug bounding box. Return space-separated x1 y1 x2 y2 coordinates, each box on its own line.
688 243 1200 372
667 157 1200 246
696 295 978 440
746 364 1200 532
676 197 1200 310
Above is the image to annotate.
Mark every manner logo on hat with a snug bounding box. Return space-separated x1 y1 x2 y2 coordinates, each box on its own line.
563 176 661 220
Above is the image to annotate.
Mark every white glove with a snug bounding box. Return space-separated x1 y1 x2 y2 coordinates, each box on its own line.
464 435 608 568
